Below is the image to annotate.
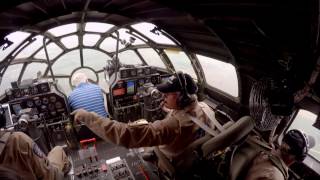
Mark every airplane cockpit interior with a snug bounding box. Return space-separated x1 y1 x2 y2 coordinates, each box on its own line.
0 0 319 179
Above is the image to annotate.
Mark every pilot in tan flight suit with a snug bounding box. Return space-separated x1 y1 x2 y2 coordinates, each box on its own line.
246 129 309 180
73 72 213 178
0 131 71 180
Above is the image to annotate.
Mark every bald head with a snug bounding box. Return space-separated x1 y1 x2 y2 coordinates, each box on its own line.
72 72 88 87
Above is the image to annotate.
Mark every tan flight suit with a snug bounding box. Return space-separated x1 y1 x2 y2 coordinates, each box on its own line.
0 131 70 180
245 151 289 180
75 100 211 173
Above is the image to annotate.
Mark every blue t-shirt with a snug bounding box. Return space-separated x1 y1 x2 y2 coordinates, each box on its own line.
68 83 108 117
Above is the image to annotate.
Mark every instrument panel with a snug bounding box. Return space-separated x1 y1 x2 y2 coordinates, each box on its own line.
6 82 50 100
9 92 68 124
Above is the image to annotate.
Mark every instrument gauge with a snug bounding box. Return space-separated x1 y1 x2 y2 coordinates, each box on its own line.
42 97 49 104
49 96 56 103
55 102 63 109
34 99 41 106
40 84 49 92
48 104 55 111
31 87 38 94
26 100 34 108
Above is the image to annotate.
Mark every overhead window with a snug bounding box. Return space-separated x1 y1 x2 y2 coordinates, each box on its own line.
85 22 113 33
131 23 176 45
48 23 77 37
83 34 100 47
165 49 197 79
0 64 23 95
60 35 79 49
21 63 47 81
288 110 320 161
100 37 125 53
83 49 111 70
197 54 238 97
16 35 48 59
114 28 145 46
34 43 63 60
0 31 30 61
118 50 142 65
52 50 80 75
138 48 166 69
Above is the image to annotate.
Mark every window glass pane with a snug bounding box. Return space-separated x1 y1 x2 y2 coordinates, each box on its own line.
60 35 79 49
165 49 197 79
48 23 77 37
16 35 48 59
99 37 125 52
34 43 63 60
118 50 142 65
197 54 238 97
113 28 145 46
0 31 30 61
21 63 47 81
98 72 109 93
137 48 166 68
56 78 72 95
83 34 100 47
131 22 176 45
52 50 80 75
0 64 23 95
288 110 320 161
83 49 110 70
85 22 113 33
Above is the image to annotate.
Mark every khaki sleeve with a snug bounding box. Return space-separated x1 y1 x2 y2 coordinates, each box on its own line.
83 112 180 148
3 132 63 180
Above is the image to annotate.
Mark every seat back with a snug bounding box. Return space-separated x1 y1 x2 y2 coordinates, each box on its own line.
201 116 255 157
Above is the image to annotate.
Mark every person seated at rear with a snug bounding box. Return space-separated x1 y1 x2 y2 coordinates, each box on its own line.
246 129 310 180
68 72 108 118
0 131 71 180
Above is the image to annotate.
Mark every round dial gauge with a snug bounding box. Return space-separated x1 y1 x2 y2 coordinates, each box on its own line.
26 100 34 108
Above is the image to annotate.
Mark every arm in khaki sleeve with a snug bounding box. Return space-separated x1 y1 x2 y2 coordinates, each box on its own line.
74 109 179 148
2 132 63 180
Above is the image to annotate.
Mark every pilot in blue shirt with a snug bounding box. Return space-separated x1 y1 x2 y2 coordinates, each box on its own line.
68 72 108 118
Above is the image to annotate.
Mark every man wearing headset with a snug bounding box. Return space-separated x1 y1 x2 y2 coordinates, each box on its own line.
246 129 309 180
72 72 212 177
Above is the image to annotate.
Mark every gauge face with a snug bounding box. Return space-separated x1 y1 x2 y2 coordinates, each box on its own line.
40 84 49 92
55 102 62 109
48 103 55 111
42 97 49 104
50 96 56 103
31 87 38 94
34 99 41 106
26 100 34 108
130 69 137 77
120 70 128 78
145 67 151 75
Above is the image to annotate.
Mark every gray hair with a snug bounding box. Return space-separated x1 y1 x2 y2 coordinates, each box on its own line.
72 72 88 87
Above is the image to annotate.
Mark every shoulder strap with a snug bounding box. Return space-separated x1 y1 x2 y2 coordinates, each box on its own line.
189 115 219 136
268 154 289 180
0 132 12 156
199 102 225 132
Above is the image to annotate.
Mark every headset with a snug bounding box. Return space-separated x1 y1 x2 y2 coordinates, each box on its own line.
175 71 194 108
283 129 309 161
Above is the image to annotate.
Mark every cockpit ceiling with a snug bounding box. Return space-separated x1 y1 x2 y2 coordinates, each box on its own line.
0 0 319 92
